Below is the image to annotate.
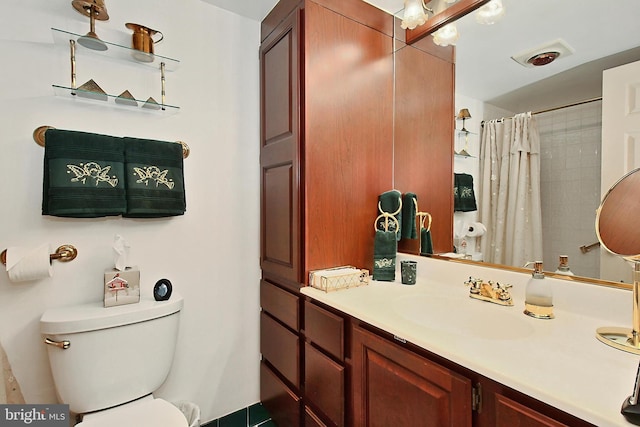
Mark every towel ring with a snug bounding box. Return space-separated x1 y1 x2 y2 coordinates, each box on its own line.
374 212 400 234
418 212 432 232
0 245 78 267
377 197 403 216
33 125 190 159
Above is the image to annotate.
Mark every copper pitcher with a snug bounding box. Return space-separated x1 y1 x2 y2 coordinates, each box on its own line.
125 23 163 62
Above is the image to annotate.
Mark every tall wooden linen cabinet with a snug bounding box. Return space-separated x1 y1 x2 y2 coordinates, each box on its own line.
259 0 455 425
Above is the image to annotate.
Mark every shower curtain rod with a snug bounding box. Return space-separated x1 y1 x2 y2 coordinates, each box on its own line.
481 96 603 125
532 96 602 115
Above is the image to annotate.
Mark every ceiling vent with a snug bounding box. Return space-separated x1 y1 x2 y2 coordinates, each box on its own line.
511 38 575 68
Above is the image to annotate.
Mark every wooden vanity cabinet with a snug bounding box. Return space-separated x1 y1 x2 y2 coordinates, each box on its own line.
260 0 395 424
349 321 595 427
260 0 456 424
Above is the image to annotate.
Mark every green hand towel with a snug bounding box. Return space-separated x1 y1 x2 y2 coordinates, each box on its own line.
42 129 126 217
377 190 402 241
123 137 186 218
420 228 433 256
401 192 418 239
454 173 477 212
373 230 397 281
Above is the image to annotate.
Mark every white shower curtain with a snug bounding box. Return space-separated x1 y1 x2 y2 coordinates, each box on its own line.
478 112 543 267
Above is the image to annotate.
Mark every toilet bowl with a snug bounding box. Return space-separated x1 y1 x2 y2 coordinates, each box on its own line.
75 395 187 427
40 294 188 426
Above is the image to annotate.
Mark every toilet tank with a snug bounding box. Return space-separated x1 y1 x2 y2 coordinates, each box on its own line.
40 294 183 414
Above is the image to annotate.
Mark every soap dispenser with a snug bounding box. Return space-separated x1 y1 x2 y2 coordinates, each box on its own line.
554 255 574 276
524 261 554 319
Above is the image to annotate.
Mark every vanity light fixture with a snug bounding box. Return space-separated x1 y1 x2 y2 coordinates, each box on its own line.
475 0 505 25
401 0 501 46
401 0 433 30
72 0 110 51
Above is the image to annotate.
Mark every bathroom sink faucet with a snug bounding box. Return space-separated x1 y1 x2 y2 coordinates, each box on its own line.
465 277 513 306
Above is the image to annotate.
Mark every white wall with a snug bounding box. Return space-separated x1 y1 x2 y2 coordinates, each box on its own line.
0 0 261 423
453 94 483 258
537 101 602 279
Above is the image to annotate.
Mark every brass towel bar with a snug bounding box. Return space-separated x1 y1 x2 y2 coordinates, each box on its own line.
33 125 190 159
580 241 601 254
1 244 78 266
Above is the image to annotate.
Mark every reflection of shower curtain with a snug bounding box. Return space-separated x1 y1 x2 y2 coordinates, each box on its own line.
478 112 543 267
1 342 25 404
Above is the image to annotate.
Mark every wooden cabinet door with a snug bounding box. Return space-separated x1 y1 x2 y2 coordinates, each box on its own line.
494 393 572 427
260 7 302 285
261 362 302 427
304 342 345 426
351 325 472 427
261 312 300 388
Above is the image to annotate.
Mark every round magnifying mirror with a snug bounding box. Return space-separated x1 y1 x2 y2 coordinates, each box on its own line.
595 168 640 355
596 168 640 259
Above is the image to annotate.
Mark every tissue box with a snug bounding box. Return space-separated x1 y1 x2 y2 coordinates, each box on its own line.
308 266 370 292
104 267 140 307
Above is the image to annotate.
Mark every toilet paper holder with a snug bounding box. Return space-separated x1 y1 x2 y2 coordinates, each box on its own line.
1 245 78 266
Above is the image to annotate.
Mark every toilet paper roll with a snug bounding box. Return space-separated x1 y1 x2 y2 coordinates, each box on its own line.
5 244 53 282
465 222 486 237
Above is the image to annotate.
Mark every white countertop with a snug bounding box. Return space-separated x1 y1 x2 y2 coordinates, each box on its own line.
301 254 640 427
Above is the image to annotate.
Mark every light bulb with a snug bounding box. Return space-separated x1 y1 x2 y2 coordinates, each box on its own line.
401 0 428 30
476 0 505 25
432 23 459 47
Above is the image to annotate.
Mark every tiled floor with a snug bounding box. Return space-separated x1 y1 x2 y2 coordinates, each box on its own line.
202 403 275 427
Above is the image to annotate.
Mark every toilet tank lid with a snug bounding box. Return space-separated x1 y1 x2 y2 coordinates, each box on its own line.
40 294 183 334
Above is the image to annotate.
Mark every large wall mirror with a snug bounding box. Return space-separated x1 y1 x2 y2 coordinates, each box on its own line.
367 0 640 286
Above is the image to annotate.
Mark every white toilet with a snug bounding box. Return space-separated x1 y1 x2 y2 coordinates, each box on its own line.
40 294 188 427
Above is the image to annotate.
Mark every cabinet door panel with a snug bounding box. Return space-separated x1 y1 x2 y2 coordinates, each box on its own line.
263 165 294 267
351 325 472 427
304 300 344 360
260 10 301 284
261 280 300 331
495 393 569 427
263 29 293 143
304 342 344 426
261 312 300 388
261 362 301 427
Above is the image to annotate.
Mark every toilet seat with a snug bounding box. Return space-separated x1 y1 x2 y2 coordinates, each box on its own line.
76 397 188 427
